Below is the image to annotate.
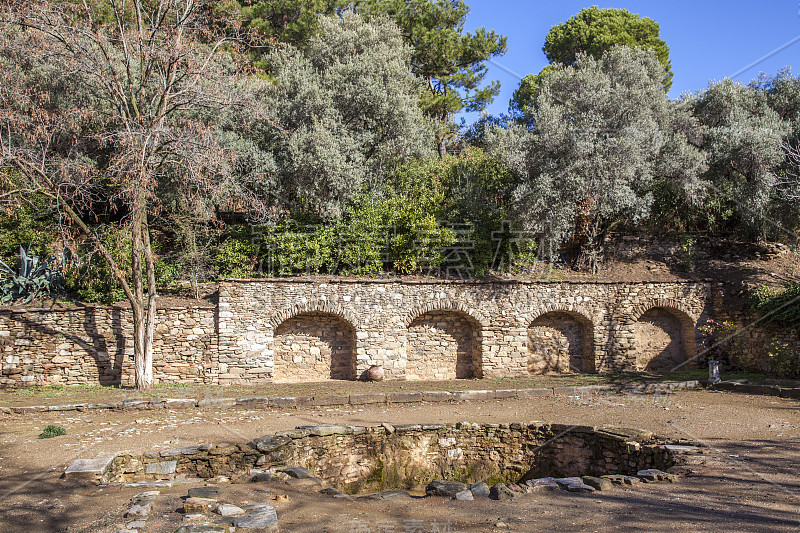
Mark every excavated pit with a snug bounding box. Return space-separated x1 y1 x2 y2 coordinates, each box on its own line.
90 422 692 493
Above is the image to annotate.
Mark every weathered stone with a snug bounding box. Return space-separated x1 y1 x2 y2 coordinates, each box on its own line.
188 486 223 499
489 483 515 501
637 469 678 483
525 478 560 491
145 460 177 475
600 474 641 486
286 477 323 488
232 505 279 531
319 487 342 496
174 526 229 533
125 503 151 518
581 476 613 491
468 482 490 498
213 503 246 517
64 452 116 481
566 482 595 493
279 466 313 479
454 490 474 501
126 520 147 529
294 426 348 437
426 480 468 497
553 477 582 488
184 497 217 514
131 491 160 506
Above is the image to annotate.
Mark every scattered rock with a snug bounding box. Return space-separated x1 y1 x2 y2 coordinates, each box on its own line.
319 487 342 496
213 503 246 517
469 482 490 498
582 476 613 491
600 474 640 486
278 466 313 479
553 477 582 488
525 478 560 492
566 482 595 493
174 526 229 533
125 503 151 518
131 491 160 505
184 497 217 514
489 483 515 501
285 477 323 488
637 469 678 483
426 480 468 497
188 486 223 499
454 490 474 501
126 520 147 529
368 490 412 500
507 483 523 492
232 504 279 531
275 494 289 503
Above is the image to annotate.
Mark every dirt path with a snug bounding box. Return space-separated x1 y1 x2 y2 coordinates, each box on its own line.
1 390 798 532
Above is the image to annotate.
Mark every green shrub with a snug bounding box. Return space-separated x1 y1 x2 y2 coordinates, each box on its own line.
38 424 66 439
766 340 800 379
752 282 800 329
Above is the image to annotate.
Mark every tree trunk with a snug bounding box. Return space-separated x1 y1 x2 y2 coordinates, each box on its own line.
437 137 447 158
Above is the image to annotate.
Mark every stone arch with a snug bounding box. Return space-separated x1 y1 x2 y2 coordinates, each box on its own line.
528 310 595 374
632 304 696 372
405 309 483 380
270 300 359 330
402 300 489 329
273 311 357 382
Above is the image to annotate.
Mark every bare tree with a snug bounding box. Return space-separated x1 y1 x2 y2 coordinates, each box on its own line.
0 0 255 390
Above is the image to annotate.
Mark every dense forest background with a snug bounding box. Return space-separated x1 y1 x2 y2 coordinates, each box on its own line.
0 1 798 300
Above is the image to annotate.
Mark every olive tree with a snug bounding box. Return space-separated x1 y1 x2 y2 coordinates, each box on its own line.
255 12 434 219
487 47 706 269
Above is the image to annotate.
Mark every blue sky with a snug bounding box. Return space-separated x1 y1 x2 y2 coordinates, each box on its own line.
459 1 800 122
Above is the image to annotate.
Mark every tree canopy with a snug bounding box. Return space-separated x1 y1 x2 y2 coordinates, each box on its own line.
488 47 705 268
543 6 672 91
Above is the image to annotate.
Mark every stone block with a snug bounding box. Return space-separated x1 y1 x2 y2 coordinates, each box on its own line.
64 452 116 481
421 391 453 402
451 390 495 401
515 388 552 398
145 460 177 475
348 393 386 405
387 391 423 403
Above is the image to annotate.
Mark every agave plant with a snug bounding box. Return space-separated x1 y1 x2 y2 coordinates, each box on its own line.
0 246 71 304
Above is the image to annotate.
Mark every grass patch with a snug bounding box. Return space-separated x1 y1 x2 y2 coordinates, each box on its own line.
38 424 66 439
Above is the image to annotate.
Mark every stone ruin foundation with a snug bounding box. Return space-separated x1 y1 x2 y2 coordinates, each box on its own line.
72 423 693 495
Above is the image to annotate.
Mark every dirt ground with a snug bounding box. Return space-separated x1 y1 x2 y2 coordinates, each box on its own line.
0 389 798 532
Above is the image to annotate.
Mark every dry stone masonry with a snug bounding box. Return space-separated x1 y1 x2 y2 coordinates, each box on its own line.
217 279 711 384
1 279 714 387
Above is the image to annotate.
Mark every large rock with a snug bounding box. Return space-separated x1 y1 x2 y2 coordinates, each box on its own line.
145 460 177 475
232 504 279 531
582 476 613 491
489 483 515 501
637 469 678 483
184 497 217 514
600 474 640 486
454 490 474 501
525 478 560 492
125 503 151 518
188 486 223 499
566 483 595 493
64 452 116 481
426 480 468 497
553 477 582 488
213 503 246 517
469 482 490 498
278 466 313 479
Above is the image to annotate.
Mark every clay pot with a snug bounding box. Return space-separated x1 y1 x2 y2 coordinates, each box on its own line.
366 364 384 382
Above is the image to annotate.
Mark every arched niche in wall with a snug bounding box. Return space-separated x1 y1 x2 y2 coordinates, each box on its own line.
528 310 595 374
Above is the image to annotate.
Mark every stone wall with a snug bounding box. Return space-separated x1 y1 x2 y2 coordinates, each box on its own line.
1 279 717 388
217 279 712 384
0 306 216 387
101 423 678 492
